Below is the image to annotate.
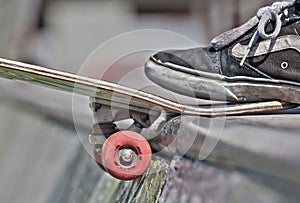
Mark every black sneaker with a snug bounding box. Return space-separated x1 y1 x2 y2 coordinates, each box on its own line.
145 0 300 104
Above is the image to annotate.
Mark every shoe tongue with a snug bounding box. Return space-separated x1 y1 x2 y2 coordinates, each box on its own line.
211 17 258 50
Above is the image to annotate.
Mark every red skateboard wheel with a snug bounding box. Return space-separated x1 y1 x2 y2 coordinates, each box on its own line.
102 131 152 180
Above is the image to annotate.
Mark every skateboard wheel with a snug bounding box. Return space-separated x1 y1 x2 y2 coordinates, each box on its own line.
102 131 152 180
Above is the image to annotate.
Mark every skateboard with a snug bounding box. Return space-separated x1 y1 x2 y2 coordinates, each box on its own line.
0 57 297 180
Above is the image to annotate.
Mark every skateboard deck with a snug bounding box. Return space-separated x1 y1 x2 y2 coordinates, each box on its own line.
0 58 295 117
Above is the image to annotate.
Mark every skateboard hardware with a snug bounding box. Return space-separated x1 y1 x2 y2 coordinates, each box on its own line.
0 57 298 180
89 98 155 180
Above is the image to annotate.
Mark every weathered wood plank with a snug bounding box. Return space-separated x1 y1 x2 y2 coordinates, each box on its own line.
160 158 299 203
154 115 300 185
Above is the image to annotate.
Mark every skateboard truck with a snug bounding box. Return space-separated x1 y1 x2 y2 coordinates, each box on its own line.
89 98 155 180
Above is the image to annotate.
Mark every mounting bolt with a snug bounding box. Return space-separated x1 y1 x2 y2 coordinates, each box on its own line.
117 148 138 168
140 113 148 121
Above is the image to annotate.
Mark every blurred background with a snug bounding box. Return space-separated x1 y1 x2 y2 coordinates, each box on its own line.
0 0 272 68
0 0 284 203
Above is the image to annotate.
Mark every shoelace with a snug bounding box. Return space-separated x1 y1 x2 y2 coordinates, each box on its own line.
211 0 296 66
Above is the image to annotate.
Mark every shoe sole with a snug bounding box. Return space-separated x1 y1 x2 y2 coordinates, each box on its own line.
145 58 300 104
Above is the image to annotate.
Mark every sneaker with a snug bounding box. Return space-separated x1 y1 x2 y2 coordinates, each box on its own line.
145 0 300 104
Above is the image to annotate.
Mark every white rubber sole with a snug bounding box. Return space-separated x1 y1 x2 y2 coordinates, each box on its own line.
145 59 300 104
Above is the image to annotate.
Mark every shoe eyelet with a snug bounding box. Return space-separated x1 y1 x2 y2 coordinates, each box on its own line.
281 62 289 69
